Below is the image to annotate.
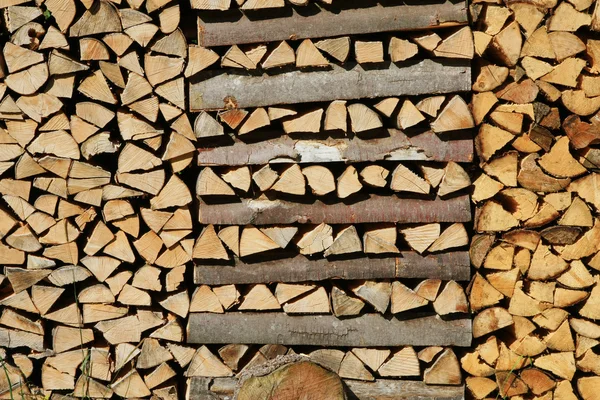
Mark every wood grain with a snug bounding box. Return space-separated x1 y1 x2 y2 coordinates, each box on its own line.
194 251 471 285
190 60 471 110
345 379 465 400
189 377 465 400
196 0 468 47
187 313 472 346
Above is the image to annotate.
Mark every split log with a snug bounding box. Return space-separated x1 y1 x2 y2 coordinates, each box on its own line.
360 165 389 188
355 41 384 64
336 165 362 198
302 166 335 196
315 37 351 63
271 164 305 195
324 225 362 257
262 41 295 69
189 60 471 110
197 195 471 224
187 313 472 346
196 1 468 47
194 251 470 284
331 287 365 317
296 40 329 68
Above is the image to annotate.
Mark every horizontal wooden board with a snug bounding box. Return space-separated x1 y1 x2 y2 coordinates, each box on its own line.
190 60 471 110
196 0 468 47
190 377 464 400
194 251 471 285
345 379 465 400
197 194 471 225
197 130 474 165
187 313 472 346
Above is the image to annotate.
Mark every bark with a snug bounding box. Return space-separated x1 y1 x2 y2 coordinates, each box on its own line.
196 0 468 47
197 129 474 165
190 60 471 110
198 194 471 225
194 251 471 285
187 312 472 346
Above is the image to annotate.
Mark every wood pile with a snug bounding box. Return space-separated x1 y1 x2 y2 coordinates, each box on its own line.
0 0 483 398
465 1 600 399
185 0 475 397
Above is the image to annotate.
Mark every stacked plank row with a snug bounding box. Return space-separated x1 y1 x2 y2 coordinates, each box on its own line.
465 0 600 399
187 1 475 399
0 0 476 399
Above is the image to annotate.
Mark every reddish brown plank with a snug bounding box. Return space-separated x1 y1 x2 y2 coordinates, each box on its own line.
197 195 471 225
194 251 471 285
197 130 474 165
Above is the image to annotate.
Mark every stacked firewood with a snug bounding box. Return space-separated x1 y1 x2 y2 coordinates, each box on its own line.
465 1 600 399
185 344 466 399
0 0 480 398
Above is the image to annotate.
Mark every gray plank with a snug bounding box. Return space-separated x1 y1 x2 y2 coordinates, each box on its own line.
187 313 472 347
190 377 464 400
196 1 468 47
197 130 474 165
345 380 465 400
197 195 471 225
190 60 470 111
194 251 471 285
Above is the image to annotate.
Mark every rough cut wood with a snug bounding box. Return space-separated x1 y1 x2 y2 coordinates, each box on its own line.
197 130 474 165
237 362 344 400
197 195 471 225
189 377 464 399
189 60 470 110
345 380 464 399
0 0 482 392
196 1 468 47
187 313 472 346
194 251 470 284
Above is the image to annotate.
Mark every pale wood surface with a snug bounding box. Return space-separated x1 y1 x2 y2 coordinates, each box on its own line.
190 60 470 110
187 313 472 346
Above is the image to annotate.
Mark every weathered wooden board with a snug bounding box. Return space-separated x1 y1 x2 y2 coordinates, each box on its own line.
197 130 474 165
197 195 471 225
194 251 471 285
196 0 468 47
345 380 465 400
190 377 465 400
187 313 472 346
190 60 470 110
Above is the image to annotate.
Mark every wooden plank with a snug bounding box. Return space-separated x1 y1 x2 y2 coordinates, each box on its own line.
198 195 471 225
196 0 468 47
194 251 471 285
345 380 465 400
187 313 472 347
189 59 470 110
197 130 474 165
191 377 465 400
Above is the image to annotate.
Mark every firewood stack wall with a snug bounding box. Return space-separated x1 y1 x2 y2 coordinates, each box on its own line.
0 0 595 398
466 1 600 399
